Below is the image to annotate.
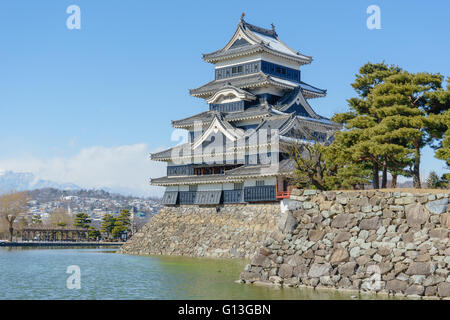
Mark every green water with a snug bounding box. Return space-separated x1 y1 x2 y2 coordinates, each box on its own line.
0 247 384 300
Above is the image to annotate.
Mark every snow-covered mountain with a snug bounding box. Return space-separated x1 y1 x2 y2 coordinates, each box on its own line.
0 170 80 194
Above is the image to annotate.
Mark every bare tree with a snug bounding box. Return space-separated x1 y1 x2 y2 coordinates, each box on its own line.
50 207 73 227
0 192 29 241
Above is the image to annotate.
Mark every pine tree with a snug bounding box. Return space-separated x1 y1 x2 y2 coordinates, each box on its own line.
111 210 131 239
332 62 402 189
333 62 447 189
88 226 101 241
426 171 441 189
100 214 116 239
368 71 445 188
74 212 91 229
435 109 450 167
31 214 42 225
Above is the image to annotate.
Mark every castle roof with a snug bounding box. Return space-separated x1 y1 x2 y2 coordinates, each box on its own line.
172 105 272 128
202 15 312 65
150 159 296 186
189 72 325 99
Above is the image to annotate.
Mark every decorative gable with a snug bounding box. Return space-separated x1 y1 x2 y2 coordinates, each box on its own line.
206 86 256 104
229 37 251 49
192 116 244 149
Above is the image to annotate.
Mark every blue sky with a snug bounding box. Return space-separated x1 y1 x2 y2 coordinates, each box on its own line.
0 0 448 196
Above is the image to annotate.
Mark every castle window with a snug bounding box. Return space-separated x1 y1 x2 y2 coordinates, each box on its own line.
232 66 243 74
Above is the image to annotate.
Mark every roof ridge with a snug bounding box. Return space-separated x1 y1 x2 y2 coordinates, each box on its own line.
240 20 278 38
172 110 212 124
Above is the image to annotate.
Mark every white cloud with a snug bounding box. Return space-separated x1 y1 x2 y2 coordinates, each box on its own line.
0 143 166 197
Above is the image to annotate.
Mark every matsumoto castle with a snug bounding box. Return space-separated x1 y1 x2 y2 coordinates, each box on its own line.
153 14 340 205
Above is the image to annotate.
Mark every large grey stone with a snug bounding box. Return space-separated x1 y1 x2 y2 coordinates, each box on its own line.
278 264 294 278
405 262 435 276
336 195 348 205
331 214 353 228
240 271 260 282
405 203 429 227
334 231 351 243
437 282 450 297
329 248 349 265
308 263 331 278
277 211 298 234
286 255 306 267
338 262 356 277
386 279 407 292
425 198 448 215
429 228 449 239
308 229 325 241
423 275 444 287
303 189 317 196
405 285 424 296
440 212 450 228
349 246 361 258
359 217 380 230
252 254 272 268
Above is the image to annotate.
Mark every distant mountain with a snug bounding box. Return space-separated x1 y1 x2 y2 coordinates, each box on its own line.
0 170 80 195
26 187 160 203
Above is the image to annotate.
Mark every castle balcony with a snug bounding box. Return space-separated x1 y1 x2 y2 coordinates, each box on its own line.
179 191 196 205
223 189 243 203
161 187 277 205
179 190 223 205
243 186 276 202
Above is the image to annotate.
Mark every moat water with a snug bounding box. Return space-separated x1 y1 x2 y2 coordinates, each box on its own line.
0 247 388 300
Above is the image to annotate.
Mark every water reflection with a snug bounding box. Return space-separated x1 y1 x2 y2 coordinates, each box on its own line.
0 248 394 300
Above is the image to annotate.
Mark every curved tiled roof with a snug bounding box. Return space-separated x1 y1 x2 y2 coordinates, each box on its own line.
190 73 325 99
172 105 272 128
150 159 296 186
202 18 312 65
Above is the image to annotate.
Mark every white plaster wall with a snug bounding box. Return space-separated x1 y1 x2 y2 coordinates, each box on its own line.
197 184 223 191
264 177 277 185
243 177 276 188
244 179 256 187
215 55 260 68
234 119 261 127
250 87 286 96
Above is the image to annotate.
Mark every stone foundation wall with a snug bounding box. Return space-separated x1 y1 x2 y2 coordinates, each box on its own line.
119 204 280 259
239 189 450 299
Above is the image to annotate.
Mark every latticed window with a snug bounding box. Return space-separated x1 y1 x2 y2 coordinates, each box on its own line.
232 66 243 74
256 180 265 186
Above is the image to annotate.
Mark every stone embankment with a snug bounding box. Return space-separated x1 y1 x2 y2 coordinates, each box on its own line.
119 204 280 259
239 189 450 299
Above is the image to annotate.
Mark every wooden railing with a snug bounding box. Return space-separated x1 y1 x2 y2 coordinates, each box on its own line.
276 191 291 199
